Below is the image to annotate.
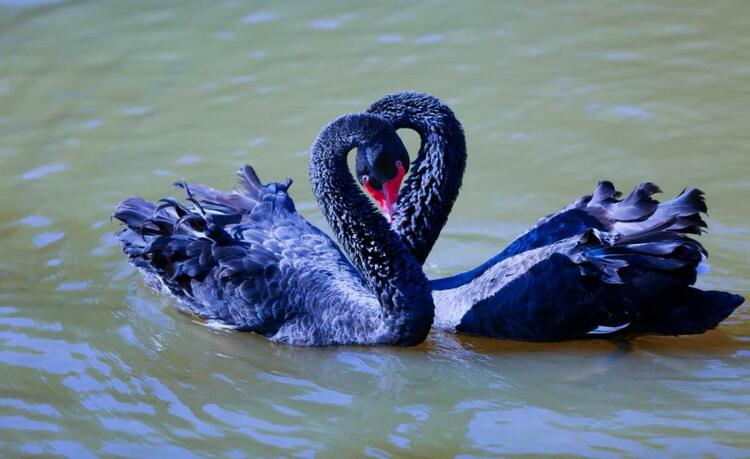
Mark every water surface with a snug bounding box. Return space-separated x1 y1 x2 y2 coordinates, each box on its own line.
1 1 749 457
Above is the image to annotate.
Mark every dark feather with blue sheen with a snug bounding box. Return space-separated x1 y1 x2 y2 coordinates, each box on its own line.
114 113 435 346
433 181 710 293
368 91 743 340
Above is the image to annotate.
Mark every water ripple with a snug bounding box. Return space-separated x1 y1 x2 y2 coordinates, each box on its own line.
415 34 444 45
17 215 52 228
0 2 748 457
32 231 64 248
242 11 276 24
18 163 67 181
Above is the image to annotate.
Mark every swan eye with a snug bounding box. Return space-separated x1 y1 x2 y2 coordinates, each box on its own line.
361 175 369 184
395 160 402 168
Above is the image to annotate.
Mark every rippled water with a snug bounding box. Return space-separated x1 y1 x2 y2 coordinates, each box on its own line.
1 1 749 456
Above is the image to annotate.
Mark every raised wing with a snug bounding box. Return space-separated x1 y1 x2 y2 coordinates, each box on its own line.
114 166 379 345
500 181 707 258
431 181 708 291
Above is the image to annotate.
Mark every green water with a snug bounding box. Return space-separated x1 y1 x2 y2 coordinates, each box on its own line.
1 1 749 457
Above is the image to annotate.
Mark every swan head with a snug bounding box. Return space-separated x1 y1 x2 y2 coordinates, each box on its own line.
355 135 409 223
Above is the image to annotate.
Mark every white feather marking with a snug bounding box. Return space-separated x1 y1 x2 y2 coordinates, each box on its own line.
587 322 630 335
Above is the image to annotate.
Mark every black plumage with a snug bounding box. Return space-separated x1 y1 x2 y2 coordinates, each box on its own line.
114 113 433 346
365 91 743 340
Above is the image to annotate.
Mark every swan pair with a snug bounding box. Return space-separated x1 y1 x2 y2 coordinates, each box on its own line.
114 92 744 346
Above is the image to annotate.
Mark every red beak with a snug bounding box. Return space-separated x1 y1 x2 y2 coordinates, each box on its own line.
381 182 398 222
363 164 406 222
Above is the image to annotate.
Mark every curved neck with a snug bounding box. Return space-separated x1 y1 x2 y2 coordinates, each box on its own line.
368 92 467 265
308 113 434 344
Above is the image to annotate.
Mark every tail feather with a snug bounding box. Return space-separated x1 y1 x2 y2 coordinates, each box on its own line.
114 197 158 232
659 187 708 216
237 164 263 197
496 181 708 263
113 170 268 319
169 165 268 218
576 227 703 285
113 164 292 267
641 288 744 335
645 188 708 235
575 181 708 237
573 226 743 335
606 184 707 237
607 182 661 222
113 167 269 274
589 180 621 204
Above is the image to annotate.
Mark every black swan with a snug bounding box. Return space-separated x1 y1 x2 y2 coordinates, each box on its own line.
360 91 744 340
114 113 434 346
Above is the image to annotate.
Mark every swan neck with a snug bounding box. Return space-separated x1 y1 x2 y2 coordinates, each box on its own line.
368 93 467 265
308 113 434 343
